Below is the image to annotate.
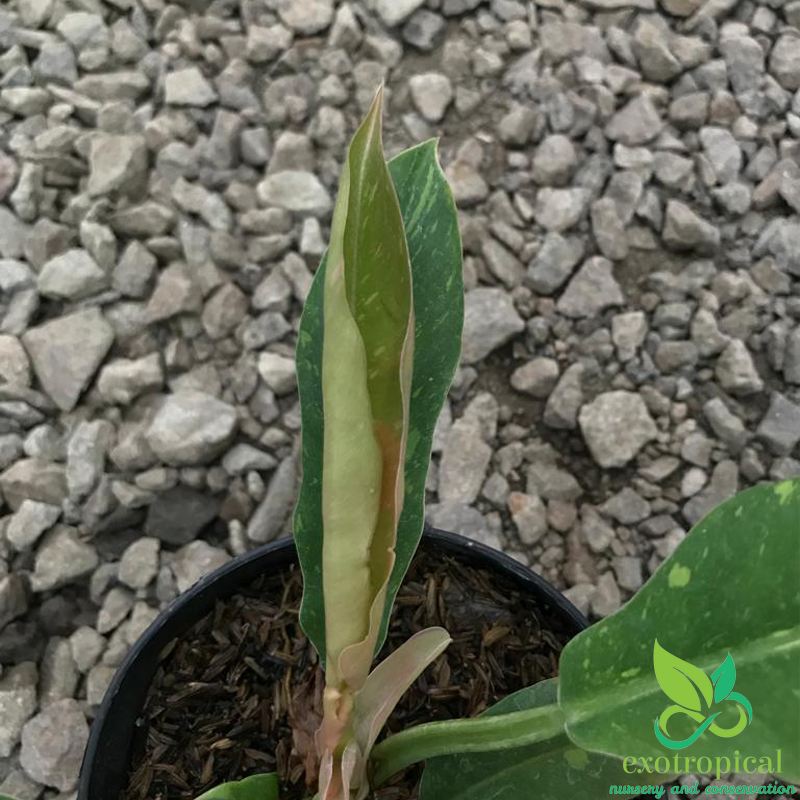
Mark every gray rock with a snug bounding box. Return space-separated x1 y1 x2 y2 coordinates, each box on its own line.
145 486 220 545
87 135 147 197
526 459 582 501
97 353 163 405
427 502 501 550
376 0 426 25
146 391 238 466
96 587 134 634
0 768 42 800
409 73 453 122
172 540 230 593
246 24 293 63
510 358 559 398
202 283 248 340
720 35 764 94
19 698 88 791
0 458 67 511
557 257 624 318
663 200 720 254
86 663 116 706
0 335 30 385
31 527 99 592
145 262 203 323
612 311 648 361
276 0 334 34
700 127 742 184
756 393 800 456
247 454 299 543
579 391 658 468
601 487 651 524
257 171 332 216
39 637 79 707
703 397 749 454
439 417 491 505
633 18 680 82
6 499 61 551
22 308 114 412
37 249 108 300
532 135 578 186
527 233 583 294
612 556 643 592
461 288 524 364
0 433 23 470
683 460 738 526
257 352 296 395
691 308 730 357
543 363 584 430
0 575 28 632
66 420 113 501
445 160 489 207
113 241 157 298
118 537 160 590
221 444 277 475
402 10 444 51
784 327 800 384
0 662 38 758
69 627 105 673
533 188 590 232
655 341 699 373
715 339 763 396
591 198 628 260
508 492 548 545
164 67 217 106
591 571 622 617
605 95 664 145
770 35 800 91
482 238 524 288
581 506 615 553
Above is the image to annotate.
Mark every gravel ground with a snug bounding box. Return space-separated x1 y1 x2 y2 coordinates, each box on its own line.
0 0 799 796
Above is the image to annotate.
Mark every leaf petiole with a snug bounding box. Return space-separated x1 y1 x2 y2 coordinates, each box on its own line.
369 701 566 786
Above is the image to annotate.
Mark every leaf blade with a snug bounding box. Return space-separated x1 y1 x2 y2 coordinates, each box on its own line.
354 627 451 756
559 479 800 781
194 773 280 800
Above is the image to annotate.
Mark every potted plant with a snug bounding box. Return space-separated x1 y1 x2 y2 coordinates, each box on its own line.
9 88 793 800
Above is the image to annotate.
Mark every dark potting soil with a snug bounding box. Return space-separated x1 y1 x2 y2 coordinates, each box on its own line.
121 545 573 800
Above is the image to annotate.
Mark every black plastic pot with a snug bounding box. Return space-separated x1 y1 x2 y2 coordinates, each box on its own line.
78 526 589 800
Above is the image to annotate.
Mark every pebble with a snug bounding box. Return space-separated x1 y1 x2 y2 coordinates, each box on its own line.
145 391 238 466
579 391 659 468
20 698 89 791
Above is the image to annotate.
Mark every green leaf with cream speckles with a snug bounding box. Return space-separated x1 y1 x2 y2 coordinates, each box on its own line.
194 773 280 800
295 138 463 667
559 479 800 781
419 680 653 800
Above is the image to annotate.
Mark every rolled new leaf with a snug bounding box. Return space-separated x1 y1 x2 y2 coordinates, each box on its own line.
317 86 415 693
295 141 464 668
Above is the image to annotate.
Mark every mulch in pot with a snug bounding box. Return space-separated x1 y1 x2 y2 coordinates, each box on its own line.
121 543 573 800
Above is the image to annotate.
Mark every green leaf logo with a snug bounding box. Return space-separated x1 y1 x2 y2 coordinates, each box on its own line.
652 641 752 750
653 640 713 712
711 652 736 703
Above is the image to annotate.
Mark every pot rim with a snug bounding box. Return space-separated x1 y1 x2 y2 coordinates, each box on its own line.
79 526 588 799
